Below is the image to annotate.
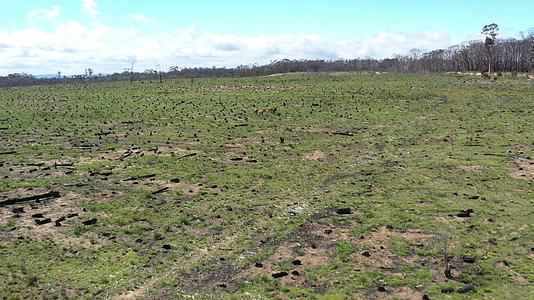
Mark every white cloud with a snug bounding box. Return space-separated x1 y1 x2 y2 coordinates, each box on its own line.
27 5 61 23
127 13 155 24
0 20 459 75
82 0 99 18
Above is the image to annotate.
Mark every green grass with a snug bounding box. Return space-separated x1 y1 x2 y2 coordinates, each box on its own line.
0 73 533 299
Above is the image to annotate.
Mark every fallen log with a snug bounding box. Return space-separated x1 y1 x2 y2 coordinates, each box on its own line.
35 218 52 225
332 131 354 136
0 151 17 155
0 191 61 207
89 170 112 177
151 187 170 195
176 153 197 160
117 151 133 160
123 174 156 181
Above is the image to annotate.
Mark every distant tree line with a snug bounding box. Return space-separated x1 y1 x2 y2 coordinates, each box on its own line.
1 25 533 88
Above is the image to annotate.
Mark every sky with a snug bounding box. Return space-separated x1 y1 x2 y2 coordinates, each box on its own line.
0 0 532 75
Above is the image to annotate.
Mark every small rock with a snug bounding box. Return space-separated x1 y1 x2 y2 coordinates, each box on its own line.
291 270 300 276
31 213 44 219
440 287 454 294
272 271 289 279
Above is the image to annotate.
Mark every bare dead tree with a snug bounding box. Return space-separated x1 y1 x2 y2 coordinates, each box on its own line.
155 64 163 83
129 61 136 84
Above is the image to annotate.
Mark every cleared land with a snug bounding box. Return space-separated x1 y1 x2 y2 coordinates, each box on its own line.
0 73 533 299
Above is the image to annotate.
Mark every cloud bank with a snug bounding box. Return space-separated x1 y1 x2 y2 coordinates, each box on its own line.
1 1 455 75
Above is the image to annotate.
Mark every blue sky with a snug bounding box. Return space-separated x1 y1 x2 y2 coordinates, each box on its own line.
0 0 532 75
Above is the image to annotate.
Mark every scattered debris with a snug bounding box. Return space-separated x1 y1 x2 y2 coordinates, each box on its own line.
0 191 61 207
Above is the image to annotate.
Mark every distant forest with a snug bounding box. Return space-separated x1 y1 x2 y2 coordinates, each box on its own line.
1 26 533 88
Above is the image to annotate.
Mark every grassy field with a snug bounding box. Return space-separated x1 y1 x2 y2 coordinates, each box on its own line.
0 73 533 299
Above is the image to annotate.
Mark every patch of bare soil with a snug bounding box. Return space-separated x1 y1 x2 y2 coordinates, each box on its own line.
0 189 120 249
128 178 204 199
1 161 73 181
510 144 534 153
457 165 485 172
509 158 534 181
114 235 238 300
77 143 199 165
358 286 425 300
350 226 435 271
116 210 478 299
303 150 328 161
229 216 441 294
